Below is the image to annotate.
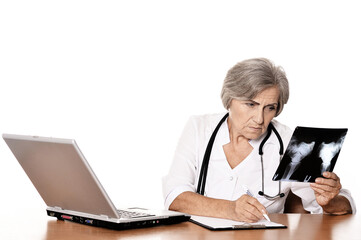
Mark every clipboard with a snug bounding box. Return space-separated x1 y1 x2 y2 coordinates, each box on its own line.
190 215 286 230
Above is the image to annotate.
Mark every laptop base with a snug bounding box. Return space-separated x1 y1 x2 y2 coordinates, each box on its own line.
47 210 190 230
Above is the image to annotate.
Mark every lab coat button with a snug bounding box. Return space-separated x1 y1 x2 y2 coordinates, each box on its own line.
229 176 234 181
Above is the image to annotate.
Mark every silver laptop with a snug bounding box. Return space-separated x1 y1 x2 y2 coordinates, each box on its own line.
2 133 189 230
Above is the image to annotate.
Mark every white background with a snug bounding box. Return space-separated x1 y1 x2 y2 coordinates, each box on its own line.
0 0 359 215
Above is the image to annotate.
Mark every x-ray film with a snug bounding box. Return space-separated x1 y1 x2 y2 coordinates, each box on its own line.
272 127 348 183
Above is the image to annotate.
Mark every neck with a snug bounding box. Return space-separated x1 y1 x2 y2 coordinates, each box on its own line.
227 118 250 146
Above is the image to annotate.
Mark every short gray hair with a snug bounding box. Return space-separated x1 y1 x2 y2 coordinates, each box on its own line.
221 58 289 116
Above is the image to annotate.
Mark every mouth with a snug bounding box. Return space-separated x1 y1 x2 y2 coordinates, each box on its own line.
249 126 262 131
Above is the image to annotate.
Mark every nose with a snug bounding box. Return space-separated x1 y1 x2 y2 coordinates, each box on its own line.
253 109 264 125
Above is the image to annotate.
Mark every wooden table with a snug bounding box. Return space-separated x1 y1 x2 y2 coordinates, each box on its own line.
1 211 360 240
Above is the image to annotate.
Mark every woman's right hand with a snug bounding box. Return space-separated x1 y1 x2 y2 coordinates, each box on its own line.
230 195 268 223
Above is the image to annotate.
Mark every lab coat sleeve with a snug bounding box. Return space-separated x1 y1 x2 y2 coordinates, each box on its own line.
338 188 357 214
162 117 199 210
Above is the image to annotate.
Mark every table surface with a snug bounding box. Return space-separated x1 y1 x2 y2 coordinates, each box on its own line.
1 211 360 240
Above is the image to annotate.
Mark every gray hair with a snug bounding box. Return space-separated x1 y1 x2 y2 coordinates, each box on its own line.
220 58 289 116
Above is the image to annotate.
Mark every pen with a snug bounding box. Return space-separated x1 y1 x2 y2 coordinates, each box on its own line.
242 185 271 222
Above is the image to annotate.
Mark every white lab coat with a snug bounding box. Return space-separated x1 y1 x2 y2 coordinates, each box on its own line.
162 113 356 214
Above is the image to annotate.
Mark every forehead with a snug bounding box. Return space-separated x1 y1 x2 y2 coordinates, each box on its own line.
252 87 280 103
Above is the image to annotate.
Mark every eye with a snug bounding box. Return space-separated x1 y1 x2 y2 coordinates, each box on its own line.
265 105 277 112
245 102 255 108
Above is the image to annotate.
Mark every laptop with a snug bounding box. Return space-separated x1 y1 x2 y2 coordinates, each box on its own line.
2 133 190 230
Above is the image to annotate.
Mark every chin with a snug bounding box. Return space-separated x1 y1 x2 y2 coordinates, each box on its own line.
246 133 263 141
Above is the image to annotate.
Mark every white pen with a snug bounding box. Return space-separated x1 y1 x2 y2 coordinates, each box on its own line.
242 185 271 222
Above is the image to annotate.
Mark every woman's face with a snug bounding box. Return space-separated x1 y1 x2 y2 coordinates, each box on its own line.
228 87 280 140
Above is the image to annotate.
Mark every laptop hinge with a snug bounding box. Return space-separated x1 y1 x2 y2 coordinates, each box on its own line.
54 206 63 211
100 215 109 219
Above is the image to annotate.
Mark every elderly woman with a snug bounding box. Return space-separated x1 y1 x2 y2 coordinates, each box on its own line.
162 58 356 223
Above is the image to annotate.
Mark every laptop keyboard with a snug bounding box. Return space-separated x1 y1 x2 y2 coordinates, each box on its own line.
117 209 155 219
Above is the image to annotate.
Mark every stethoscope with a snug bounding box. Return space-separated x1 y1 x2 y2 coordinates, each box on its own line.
196 112 285 200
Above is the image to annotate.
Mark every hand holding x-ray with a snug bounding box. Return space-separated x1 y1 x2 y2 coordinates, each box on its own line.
310 172 342 209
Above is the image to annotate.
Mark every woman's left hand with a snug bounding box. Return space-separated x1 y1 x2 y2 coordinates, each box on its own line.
310 171 341 206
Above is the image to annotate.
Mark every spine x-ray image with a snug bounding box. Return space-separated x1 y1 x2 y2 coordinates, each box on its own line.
272 127 347 183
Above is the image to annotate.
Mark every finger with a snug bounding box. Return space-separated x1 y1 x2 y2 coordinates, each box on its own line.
311 181 341 199
312 180 340 190
245 196 267 212
245 196 268 219
315 174 341 187
310 184 327 194
311 182 341 194
312 187 337 199
311 187 338 206
242 208 263 222
322 171 339 181
236 195 266 221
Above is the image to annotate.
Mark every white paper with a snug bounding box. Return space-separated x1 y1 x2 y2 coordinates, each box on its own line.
190 215 285 229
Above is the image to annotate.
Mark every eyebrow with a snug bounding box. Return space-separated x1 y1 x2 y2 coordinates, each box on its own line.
247 100 278 107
